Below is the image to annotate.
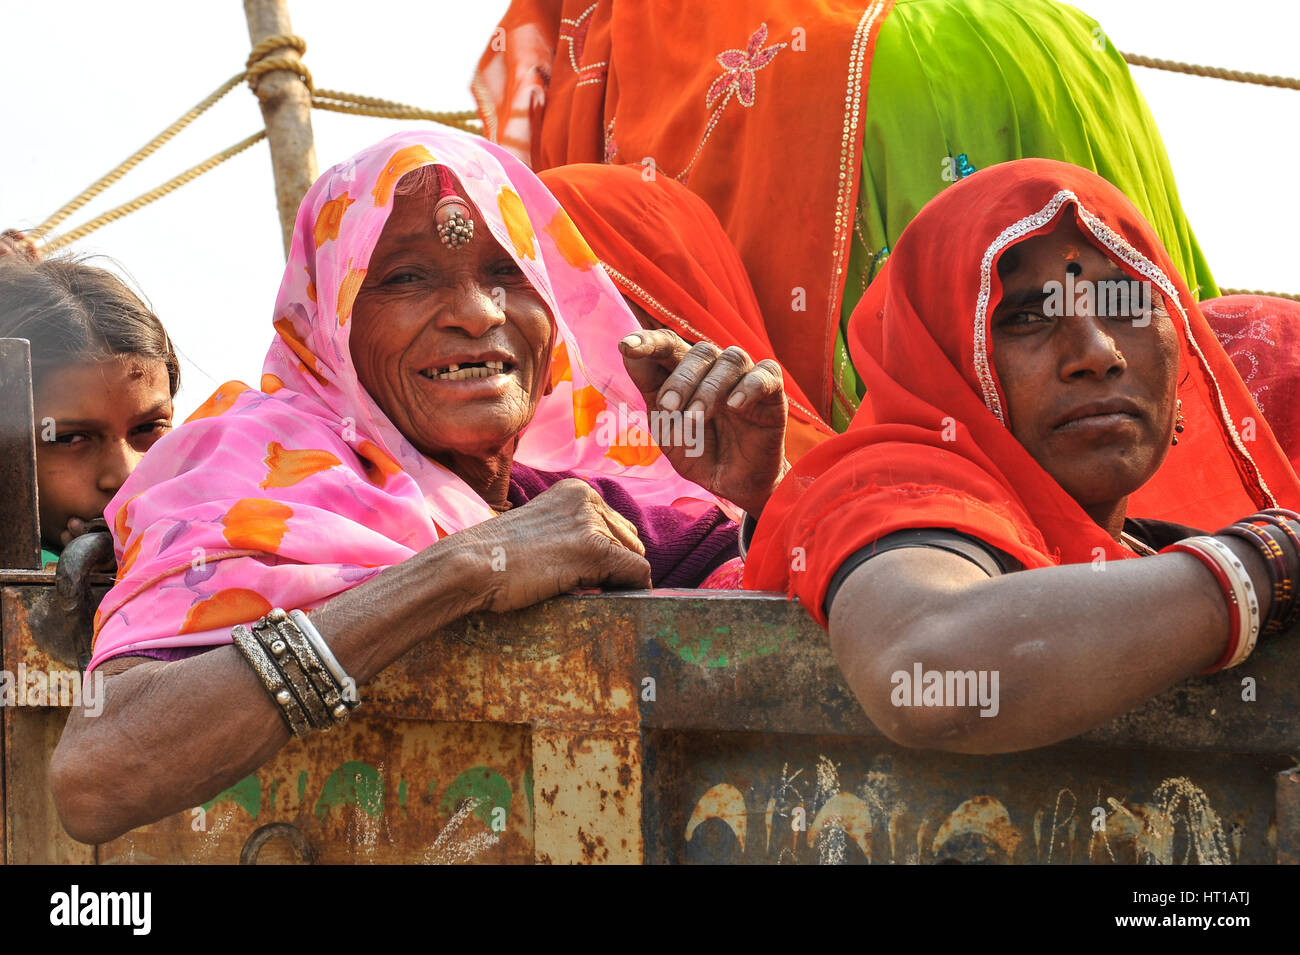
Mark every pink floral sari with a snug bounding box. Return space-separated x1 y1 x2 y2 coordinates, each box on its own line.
90 127 727 670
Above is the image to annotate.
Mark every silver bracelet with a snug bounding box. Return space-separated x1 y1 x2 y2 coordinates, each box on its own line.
267 609 357 727
233 608 360 737
232 622 312 738
258 612 340 729
737 512 758 561
290 609 358 709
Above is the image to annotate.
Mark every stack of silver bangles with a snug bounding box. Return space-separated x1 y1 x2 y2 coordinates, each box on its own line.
232 608 359 738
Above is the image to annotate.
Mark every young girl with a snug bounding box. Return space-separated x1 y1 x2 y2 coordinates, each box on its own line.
0 256 179 566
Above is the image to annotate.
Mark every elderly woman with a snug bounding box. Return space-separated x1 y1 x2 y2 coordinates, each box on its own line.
745 159 1300 753
50 128 790 844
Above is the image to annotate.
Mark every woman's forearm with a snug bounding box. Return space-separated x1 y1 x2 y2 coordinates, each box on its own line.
50 537 488 844
829 545 1257 754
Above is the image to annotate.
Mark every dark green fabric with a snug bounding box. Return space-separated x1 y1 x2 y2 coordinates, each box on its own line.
829 0 1217 429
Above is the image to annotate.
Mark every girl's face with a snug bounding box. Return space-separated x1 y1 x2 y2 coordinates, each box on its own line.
34 356 173 550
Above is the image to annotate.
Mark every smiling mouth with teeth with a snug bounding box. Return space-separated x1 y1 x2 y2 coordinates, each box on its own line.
419 360 510 381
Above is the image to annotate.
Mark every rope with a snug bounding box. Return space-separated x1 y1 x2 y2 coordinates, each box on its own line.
1218 288 1300 302
40 132 266 253
1122 52 1300 90
39 33 1285 253
245 33 313 93
30 72 246 238
37 34 482 248
245 35 479 130
313 91 480 132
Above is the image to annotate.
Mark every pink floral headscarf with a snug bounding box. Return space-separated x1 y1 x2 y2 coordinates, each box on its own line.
89 127 724 670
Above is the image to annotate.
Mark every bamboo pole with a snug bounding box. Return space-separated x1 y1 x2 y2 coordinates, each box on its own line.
243 0 318 255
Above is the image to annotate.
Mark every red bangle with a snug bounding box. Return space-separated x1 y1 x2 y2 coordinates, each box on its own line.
1164 541 1241 674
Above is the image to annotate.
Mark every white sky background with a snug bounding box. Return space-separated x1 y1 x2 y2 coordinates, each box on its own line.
1 0 1296 420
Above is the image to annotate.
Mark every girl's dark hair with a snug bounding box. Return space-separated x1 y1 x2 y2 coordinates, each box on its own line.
0 255 180 396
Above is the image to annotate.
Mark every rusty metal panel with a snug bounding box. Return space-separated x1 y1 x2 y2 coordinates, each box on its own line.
531 728 641 864
0 339 40 571
630 591 872 736
3 577 1298 865
643 730 1291 865
627 591 1300 753
0 593 5 862
99 719 533 864
5 706 93 864
2 587 97 863
0 575 109 671
2 586 78 679
366 594 641 730
1277 768 1300 865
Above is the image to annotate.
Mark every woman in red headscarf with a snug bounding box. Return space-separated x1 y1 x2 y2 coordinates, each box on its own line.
744 158 1300 754
539 163 835 463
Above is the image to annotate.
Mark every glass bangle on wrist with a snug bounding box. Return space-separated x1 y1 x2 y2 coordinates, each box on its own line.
1162 536 1259 673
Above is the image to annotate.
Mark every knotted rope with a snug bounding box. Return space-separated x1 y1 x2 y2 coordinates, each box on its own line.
35 33 477 252
28 34 1299 300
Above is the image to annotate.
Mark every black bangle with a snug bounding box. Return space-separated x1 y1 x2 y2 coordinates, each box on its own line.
1218 522 1290 636
1253 511 1300 633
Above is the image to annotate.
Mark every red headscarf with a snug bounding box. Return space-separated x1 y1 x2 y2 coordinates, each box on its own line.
539 162 834 462
744 159 1300 624
1202 294 1300 471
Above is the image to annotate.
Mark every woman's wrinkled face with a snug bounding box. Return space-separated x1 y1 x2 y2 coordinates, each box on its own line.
34 356 173 550
349 179 554 462
990 216 1180 511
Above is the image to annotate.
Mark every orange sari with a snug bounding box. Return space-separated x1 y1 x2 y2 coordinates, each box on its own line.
475 0 895 420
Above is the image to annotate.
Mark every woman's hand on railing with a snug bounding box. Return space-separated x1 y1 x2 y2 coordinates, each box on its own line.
48 480 651 844
454 478 652 611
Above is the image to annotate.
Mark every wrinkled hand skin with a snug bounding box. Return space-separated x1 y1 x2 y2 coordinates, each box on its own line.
618 328 789 517
451 478 652 611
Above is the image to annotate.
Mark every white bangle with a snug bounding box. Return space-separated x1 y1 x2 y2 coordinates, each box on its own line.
1182 536 1260 668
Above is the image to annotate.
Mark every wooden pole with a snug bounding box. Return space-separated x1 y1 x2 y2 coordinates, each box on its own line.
243 0 318 255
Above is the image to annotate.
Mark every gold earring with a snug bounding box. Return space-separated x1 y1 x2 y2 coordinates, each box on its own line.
1172 398 1185 445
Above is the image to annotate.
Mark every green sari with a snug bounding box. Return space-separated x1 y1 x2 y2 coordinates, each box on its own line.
830 0 1218 429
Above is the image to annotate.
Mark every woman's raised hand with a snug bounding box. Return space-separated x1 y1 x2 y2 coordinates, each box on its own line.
454 478 652 613
618 328 789 517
